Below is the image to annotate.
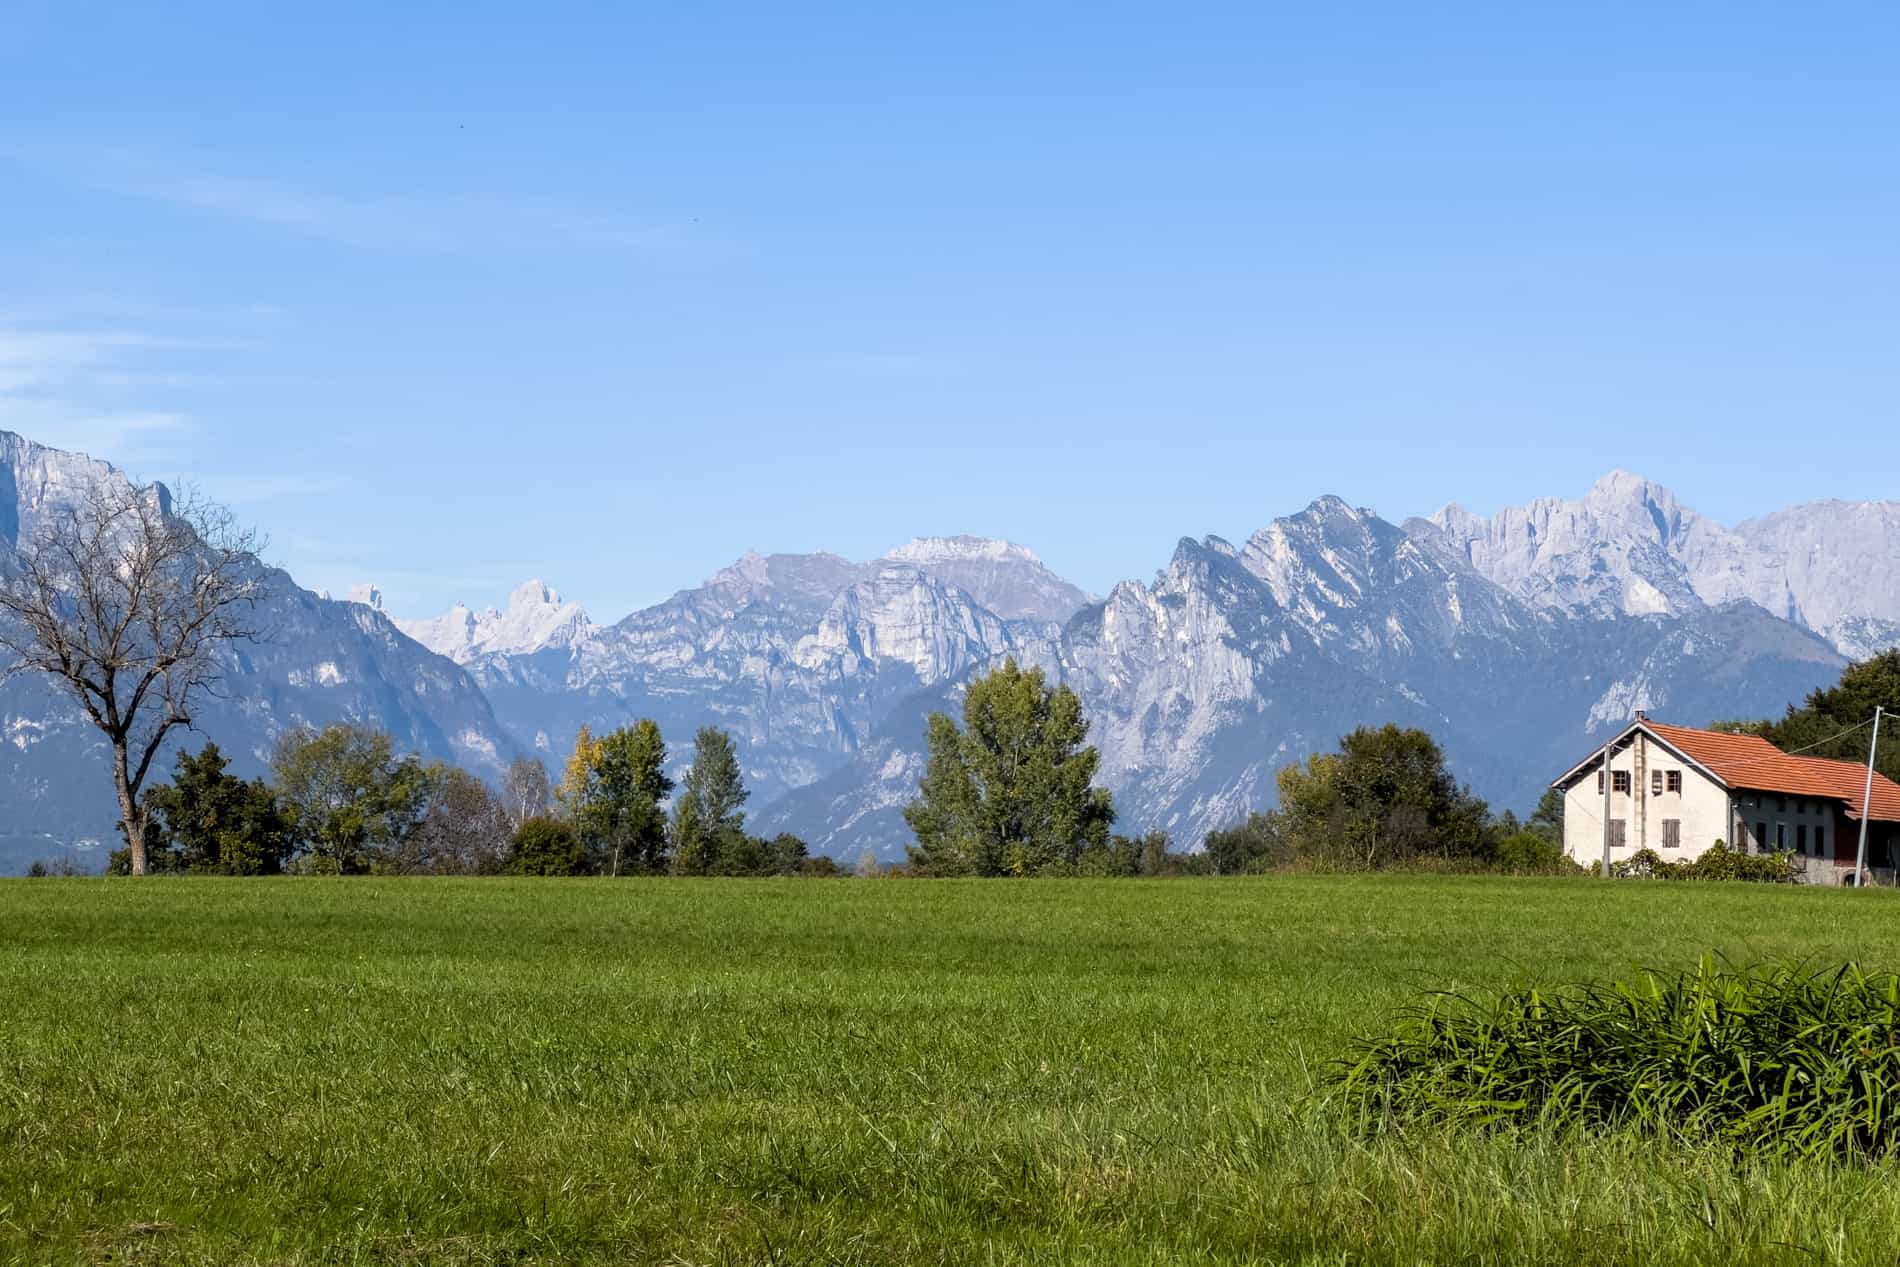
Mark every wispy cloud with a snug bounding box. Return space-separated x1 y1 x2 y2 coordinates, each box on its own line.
7 143 713 256
0 322 194 460
0 397 181 458
0 329 176 392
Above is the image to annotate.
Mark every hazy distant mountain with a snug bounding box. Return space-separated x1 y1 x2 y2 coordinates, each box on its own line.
395 579 593 664
0 432 516 873
1429 471 1900 659
2 429 1894 871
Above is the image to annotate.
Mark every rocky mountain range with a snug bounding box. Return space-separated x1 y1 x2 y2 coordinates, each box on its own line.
0 428 1892 872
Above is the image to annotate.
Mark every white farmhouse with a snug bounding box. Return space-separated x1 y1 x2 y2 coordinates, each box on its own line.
1552 713 1900 884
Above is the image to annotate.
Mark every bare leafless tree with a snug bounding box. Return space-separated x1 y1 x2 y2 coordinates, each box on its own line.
503 755 551 828
402 765 513 875
0 478 266 875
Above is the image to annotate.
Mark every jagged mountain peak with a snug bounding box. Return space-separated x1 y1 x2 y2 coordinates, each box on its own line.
1297 493 1375 523
1424 473 1900 657
508 578 564 608
396 577 591 665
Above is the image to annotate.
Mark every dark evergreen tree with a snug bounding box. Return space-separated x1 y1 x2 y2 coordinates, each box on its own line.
1527 787 1566 843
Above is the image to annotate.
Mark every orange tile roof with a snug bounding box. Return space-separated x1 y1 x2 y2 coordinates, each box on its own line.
1646 720 1900 824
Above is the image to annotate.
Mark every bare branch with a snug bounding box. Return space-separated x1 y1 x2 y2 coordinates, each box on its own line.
0 473 271 875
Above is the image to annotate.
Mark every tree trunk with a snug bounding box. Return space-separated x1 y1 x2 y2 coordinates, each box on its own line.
113 746 147 876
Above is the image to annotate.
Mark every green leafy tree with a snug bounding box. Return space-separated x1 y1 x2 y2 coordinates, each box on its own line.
671 727 749 874
568 721 673 874
1074 833 1143 877
765 833 810 876
1124 830 1210 876
670 794 713 875
709 833 770 877
507 815 586 876
681 728 748 831
270 723 433 874
1276 724 1492 869
1203 812 1287 875
904 658 1115 875
136 742 291 875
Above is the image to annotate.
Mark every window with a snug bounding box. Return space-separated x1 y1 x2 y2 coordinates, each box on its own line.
1776 822 1788 850
1666 771 1682 793
1755 821 1768 848
1797 824 1808 854
1651 770 1664 795
1612 771 1631 794
1610 819 1627 848
1662 819 1682 849
1817 825 1827 856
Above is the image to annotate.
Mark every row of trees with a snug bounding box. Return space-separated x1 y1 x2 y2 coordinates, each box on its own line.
110 725 530 876
96 656 1562 880
902 659 1566 877
108 720 831 878
526 721 827 876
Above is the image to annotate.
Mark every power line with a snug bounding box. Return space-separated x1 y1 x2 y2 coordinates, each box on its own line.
1690 716 1879 771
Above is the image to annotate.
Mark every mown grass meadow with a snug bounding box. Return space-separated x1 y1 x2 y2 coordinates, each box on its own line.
6 876 1900 1264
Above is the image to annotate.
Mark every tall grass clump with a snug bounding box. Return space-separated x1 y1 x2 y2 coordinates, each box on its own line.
1332 957 1900 1159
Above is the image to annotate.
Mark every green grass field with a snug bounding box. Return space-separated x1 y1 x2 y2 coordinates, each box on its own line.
6 876 1900 1265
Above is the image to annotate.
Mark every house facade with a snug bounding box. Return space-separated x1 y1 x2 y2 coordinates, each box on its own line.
1552 714 1900 884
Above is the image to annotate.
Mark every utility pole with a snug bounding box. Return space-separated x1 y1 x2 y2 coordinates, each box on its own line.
1855 706 1884 887
1601 736 1614 879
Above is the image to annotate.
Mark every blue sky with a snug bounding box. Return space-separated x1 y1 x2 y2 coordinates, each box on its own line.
3 3 1897 619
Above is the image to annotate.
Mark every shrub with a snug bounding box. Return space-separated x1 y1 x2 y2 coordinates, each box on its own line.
1331 958 1900 1159
507 816 586 876
1491 831 1577 875
1611 840 1797 883
1203 812 1288 874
